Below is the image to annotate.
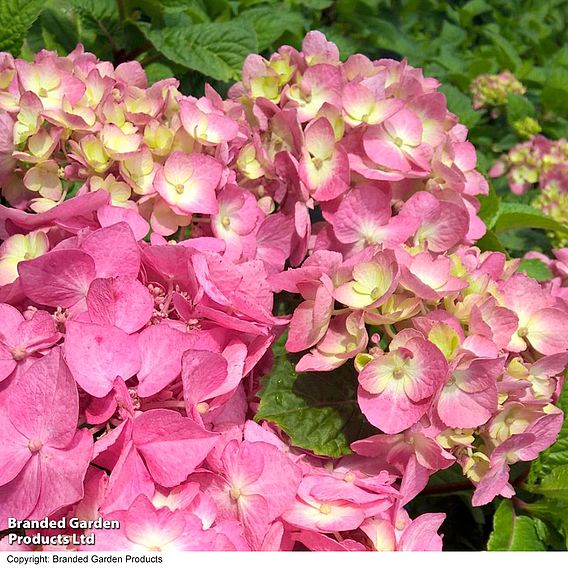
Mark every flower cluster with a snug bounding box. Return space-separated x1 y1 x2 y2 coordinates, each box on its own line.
0 197 444 552
0 32 566 552
470 70 526 111
274 231 568 508
229 32 489 264
0 45 285 270
490 135 568 246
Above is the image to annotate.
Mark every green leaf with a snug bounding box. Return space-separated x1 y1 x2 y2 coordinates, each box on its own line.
530 386 568 481
0 0 44 54
487 500 546 551
506 94 535 126
293 0 333 9
237 6 304 52
144 62 175 84
365 17 417 59
498 228 551 256
475 230 507 254
516 259 553 282
532 517 567 550
531 465 568 501
493 202 568 234
477 185 501 229
436 22 467 48
255 334 376 458
542 68 568 114
139 21 258 82
438 84 481 129
485 31 523 72
69 0 125 57
460 0 491 25
38 7 79 55
523 499 568 549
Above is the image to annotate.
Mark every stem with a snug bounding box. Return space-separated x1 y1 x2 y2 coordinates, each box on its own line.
117 0 126 22
512 496 527 510
140 400 186 411
161 279 174 315
139 53 161 67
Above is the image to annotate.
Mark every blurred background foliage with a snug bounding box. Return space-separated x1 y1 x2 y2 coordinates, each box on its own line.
2 0 568 551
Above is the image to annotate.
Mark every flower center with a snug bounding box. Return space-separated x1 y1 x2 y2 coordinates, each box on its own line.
28 438 43 453
393 136 404 147
370 286 383 300
517 326 528 338
229 487 242 501
344 471 356 483
196 402 209 415
11 346 28 361
319 503 332 515
221 216 231 228
175 183 185 194
38 88 48 97
393 368 405 380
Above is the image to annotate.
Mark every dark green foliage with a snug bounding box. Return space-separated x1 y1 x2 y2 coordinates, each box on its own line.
256 334 377 458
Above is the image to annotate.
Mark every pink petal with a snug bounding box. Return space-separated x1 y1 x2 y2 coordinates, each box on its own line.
97 205 150 241
401 191 469 253
137 324 199 398
9 348 79 448
358 382 430 434
296 530 366 551
0 411 30 486
471 462 511 507
80 222 141 279
0 190 109 235
333 185 391 244
437 382 496 428
87 276 153 334
31 429 93 520
133 409 218 487
283 497 364 532
363 137 411 172
246 442 302 520
527 308 568 355
182 349 228 410
0 457 41 530
64 321 141 397
399 513 445 551
124 495 185 547
385 108 423 146
101 441 155 515
286 285 333 352
0 344 16 384
18 249 95 311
